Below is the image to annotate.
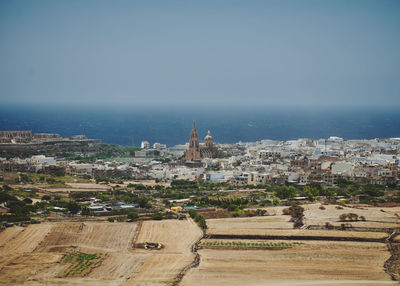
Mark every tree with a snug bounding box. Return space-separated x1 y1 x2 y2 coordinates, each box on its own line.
361 184 384 197
275 186 296 199
67 201 80 214
302 185 319 201
3 184 13 192
41 195 51 201
151 212 163 220
127 211 139 221
23 198 33 204
54 169 65 177
339 213 348 221
188 209 197 219
255 209 266 216
81 206 90 216
0 192 17 203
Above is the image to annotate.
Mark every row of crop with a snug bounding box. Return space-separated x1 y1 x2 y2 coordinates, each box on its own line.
64 252 102 277
200 241 295 248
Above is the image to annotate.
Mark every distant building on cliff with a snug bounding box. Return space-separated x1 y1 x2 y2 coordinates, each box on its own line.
185 121 219 161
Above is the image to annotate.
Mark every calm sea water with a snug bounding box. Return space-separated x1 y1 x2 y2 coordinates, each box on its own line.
0 105 399 146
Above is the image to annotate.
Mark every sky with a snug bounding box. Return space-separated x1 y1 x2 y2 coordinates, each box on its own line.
0 0 399 108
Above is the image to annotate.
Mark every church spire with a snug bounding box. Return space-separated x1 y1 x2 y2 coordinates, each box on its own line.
186 120 201 161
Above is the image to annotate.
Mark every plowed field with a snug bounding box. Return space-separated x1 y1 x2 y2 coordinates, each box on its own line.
0 219 202 286
181 241 394 286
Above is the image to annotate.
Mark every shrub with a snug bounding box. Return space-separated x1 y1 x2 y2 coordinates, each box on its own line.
348 213 358 221
41 195 51 201
107 217 114 222
127 211 139 221
151 212 163 220
188 210 207 229
325 222 334 229
339 213 348 221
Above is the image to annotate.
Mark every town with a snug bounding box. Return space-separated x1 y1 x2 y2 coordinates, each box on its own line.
1 124 399 188
1 125 400 285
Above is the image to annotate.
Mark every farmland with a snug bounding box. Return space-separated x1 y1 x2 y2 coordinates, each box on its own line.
181 241 395 286
126 219 203 285
0 219 202 285
182 203 400 286
0 204 399 285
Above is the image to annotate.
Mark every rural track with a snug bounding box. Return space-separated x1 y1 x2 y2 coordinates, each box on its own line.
172 221 205 286
384 230 400 281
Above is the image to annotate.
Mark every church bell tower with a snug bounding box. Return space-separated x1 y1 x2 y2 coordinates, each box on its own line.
186 121 201 161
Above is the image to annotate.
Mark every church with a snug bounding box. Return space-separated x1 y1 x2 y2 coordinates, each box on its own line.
185 121 219 161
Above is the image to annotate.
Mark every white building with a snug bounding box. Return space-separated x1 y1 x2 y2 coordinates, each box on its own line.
141 141 150 149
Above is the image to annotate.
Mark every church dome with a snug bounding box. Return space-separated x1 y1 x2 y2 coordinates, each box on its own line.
204 130 213 140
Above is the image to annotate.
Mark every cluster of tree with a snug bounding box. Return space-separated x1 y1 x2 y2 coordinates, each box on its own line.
156 189 195 200
154 157 171 163
195 196 250 210
0 185 52 222
339 213 366 221
231 208 267 217
188 209 207 229
271 180 388 201
119 193 151 208
198 181 229 190
273 186 298 199
151 212 163 220
282 204 304 228
171 180 199 190
69 190 152 209
335 179 385 197
68 144 141 163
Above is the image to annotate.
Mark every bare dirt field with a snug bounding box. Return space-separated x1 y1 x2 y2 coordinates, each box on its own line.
206 215 294 230
181 240 395 286
126 219 203 286
43 182 111 193
0 222 143 285
0 219 202 286
122 180 171 188
206 215 387 240
303 204 400 229
206 227 387 240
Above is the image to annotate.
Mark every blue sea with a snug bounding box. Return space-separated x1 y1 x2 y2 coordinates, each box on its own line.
0 105 399 147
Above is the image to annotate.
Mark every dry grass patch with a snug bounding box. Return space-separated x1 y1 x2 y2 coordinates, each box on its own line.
126 219 203 286
182 241 393 286
207 215 293 232
303 204 400 228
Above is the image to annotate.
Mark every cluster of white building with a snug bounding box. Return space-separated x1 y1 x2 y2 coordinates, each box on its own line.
1 137 399 186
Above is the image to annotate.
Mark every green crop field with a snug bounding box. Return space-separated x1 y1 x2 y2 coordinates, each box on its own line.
63 252 103 277
200 241 296 248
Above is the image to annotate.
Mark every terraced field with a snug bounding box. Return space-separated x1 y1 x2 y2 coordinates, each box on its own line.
0 219 203 286
0 204 399 286
182 241 395 286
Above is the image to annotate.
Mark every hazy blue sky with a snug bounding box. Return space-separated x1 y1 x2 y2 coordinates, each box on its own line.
0 0 399 108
